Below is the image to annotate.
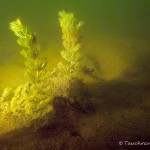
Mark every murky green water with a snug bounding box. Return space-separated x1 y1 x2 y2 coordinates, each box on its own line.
0 1 150 148
0 0 150 88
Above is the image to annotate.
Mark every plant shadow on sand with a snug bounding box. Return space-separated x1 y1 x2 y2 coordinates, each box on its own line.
0 80 150 150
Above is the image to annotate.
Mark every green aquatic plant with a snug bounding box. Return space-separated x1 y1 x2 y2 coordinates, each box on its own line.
10 83 53 121
0 19 55 126
57 11 90 112
10 19 49 84
58 10 83 78
0 82 54 126
0 11 91 131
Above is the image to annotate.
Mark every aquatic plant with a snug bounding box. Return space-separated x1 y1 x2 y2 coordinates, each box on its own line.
0 19 55 126
56 11 92 112
0 11 92 131
58 10 83 78
9 19 49 84
0 75 54 126
11 82 53 121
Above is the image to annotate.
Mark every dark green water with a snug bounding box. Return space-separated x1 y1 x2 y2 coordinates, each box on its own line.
0 0 150 87
0 0 150 36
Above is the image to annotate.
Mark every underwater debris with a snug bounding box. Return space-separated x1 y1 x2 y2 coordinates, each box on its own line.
58 10 83 78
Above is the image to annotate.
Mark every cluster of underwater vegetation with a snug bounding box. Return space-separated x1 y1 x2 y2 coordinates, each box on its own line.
0 19 54 128
0 11 95 131
57 10 83 78
9 18 51 84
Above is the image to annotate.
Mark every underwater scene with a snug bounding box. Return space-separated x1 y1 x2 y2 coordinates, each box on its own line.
0 0 150 149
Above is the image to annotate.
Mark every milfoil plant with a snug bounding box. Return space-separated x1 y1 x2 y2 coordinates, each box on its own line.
58 10 83 78
10 19 49 84
0 19 54 126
